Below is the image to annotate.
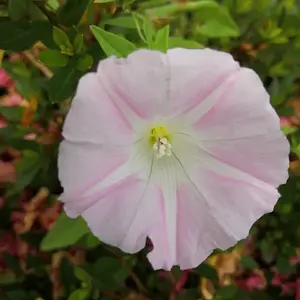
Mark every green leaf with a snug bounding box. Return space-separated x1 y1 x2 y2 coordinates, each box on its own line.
39 49 69 67
93 257 121 277
194 2 240 38
91 257 129 290
95 0 115 2
53 27 73 56
0 107 24 122
0 272 19 285
236 0 252 13
74 267 93 294
40 213 90 251
5 290 30 300
153 25 169 52
216 285 238 299
74 267 92 283
233 289 251 300
2 253 23 276
76 234 100 249
276 255 294 275
269 78 291 107
31 21 57 49
146 0 218 16
142 15 156 46
28 1 46 21
48 0 60 9
7 60 31 78
146 1 201 16
60 258 78 291
281 125 297 135
76 54 93 71
132 13 156 45
195 263 219 282
8 0 30 21
270 62 289 77
196 19 239 38
74 34 85 54
138 0 169 9
47 66 81 102
53 26 70 46
102 16 136 28
146 1 239 37
171 266 182 280
249 291 272 300
7 150 41 196
74 267 92 292
15 77 39 99
68 289 90 300
132 13 147 43
260 239 275 263
168 37 204 49
58 0 90 27
90 25 136 57
0 21 37 51
240 256 259 269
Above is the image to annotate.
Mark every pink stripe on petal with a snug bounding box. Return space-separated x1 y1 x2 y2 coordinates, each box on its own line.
147 188 174 270
58 140 127 200
194 68 289 187
81 177 159 254
97 50 170 120
62 72 132 145
167 48 240 117
64 174 136 217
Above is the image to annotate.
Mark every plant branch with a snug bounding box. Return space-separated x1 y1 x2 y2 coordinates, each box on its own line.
130 271 147 293
23 49 53 79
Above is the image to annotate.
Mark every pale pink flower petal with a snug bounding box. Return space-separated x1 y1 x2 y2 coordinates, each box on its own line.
193 68 289 186
81 177 159 253
147 157 279 269
97 49 239 119
62 73 132 145
167 48 240 115
58 73 133 213
97 50 168 119
58 141 127 204
147 183 222 270
58 48 289 270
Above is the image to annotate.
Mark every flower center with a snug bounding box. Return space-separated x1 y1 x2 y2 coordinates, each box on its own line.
149 126 172 159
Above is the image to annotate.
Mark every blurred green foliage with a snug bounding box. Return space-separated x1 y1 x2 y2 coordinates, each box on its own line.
0 0 300 299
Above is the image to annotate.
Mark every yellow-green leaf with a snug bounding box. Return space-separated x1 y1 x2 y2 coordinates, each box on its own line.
40 213 90 251
39 49 69 67
90 25 136 57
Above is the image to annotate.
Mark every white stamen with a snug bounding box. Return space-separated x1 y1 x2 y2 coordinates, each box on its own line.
160 137 168 145
153 143 158 151
153 137 172 159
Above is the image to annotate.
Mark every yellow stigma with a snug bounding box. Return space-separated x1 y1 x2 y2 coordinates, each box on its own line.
149 125 172 158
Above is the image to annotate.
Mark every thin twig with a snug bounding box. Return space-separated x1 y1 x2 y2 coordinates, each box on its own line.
130 271 147 293
0 50 5 67
23 50 54 79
